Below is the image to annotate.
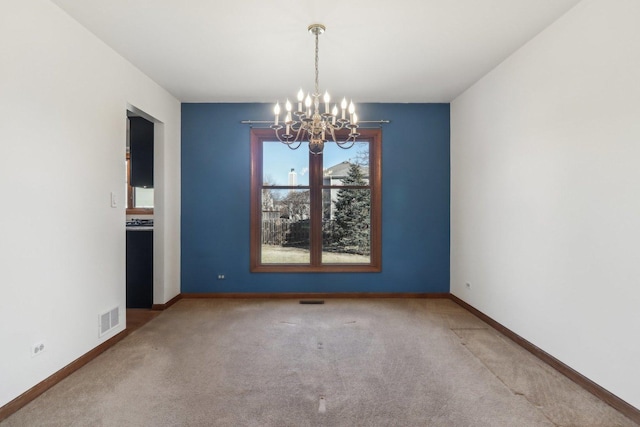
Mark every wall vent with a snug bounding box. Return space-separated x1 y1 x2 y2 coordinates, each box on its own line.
99 307 120 337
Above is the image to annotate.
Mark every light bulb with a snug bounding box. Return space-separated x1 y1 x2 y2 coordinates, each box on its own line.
297 89 304 101
274 102 280 115
323 91 330 103
285 99 292 112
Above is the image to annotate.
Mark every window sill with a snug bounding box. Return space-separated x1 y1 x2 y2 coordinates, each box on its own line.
251 264 381 273
126 208 154 215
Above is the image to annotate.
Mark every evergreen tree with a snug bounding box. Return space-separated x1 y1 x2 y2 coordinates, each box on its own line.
333 163 370 254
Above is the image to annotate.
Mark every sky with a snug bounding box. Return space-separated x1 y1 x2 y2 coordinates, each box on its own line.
263 140 367 186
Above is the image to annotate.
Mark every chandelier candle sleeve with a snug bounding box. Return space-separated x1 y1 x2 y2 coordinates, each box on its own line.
305 94 312 117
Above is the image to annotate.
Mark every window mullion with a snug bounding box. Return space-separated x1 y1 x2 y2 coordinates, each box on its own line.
309 153 323 266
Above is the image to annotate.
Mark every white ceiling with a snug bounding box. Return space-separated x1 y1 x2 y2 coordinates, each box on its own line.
50 0 582 103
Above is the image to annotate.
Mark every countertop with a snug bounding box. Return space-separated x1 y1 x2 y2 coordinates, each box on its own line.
126 226 153 231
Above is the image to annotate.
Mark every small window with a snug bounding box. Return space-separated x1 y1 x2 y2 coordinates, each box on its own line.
126 153 153 214
126 115 153 214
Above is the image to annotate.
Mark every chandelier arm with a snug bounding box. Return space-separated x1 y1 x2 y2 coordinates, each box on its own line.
338 127 361 149
335 139 357 150
326 124 360 149
286 139 304 150
290 121 302 132
327 126 336 143
273 124 302 147
271 126 286 143
331 121 346 131
284 126 306 150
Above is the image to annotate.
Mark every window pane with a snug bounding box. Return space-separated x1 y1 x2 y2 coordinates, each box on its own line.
263 141 310 186
322 141 369 185
134 187 154 208
261 189 310 264
323 156 369 220
322 188 371 264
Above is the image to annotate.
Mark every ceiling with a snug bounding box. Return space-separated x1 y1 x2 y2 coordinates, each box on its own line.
50 0 582 103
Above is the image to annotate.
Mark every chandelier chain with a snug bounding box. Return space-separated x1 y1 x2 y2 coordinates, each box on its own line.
314 30 320 97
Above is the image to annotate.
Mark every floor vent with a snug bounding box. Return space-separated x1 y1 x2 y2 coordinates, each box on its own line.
299 300 325 304
99 307 120 337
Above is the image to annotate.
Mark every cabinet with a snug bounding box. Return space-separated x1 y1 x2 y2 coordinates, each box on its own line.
126 230 153 308
129 116 154 188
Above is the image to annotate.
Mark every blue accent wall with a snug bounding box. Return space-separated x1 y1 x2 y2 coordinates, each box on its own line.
181 103 450 293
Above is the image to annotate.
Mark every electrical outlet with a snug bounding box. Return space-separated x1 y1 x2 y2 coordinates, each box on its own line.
217 274 225 280
110 191 117 208
31 341 45 357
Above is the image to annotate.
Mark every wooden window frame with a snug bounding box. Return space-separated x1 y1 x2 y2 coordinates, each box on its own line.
250 128 382 273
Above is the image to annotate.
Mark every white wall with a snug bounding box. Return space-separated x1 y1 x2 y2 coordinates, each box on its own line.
0 0 180 407
451 0 640 409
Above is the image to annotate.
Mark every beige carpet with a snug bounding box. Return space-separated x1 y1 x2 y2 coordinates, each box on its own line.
2 298 636 426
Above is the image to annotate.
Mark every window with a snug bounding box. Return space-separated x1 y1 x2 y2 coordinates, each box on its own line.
126 152 154 214
126 115 153 214
250 128 381 272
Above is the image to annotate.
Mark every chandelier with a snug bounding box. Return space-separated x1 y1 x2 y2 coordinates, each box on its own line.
271 24 360 155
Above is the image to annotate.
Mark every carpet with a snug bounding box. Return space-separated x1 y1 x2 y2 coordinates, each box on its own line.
2 298 636 426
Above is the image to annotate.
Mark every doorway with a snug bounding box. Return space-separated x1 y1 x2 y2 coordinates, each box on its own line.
125 111 154 310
